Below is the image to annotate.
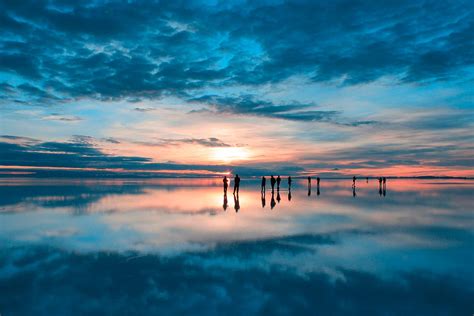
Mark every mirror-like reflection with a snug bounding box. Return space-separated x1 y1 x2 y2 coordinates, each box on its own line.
1 178 473 314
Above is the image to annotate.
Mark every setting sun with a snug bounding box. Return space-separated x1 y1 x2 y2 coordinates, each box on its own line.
211 147 251 163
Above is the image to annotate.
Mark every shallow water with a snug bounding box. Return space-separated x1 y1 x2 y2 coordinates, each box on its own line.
1 178 473 315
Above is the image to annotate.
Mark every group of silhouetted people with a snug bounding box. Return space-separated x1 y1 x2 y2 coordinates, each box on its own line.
223 175 388 211
307 176 321 196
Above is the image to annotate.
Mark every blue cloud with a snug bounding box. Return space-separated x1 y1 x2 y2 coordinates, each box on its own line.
1 0 473 105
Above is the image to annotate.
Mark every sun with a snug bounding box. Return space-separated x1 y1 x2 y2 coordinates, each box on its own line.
211 147 251 163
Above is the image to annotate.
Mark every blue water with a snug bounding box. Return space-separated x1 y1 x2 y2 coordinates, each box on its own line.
1 178 473 315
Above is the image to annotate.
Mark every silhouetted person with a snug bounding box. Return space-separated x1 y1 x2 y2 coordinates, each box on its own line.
276 175 281 191
379 183 382 196
366 177 369 183
270 175 276 192
261 176 266 193
277 190 281 203
288 176 292 189
308 176 312 186
223 176 228 194
317 177 320 186
234 193 240 212
352 176 356 188
233 174 241 195
223 193 228 211
270 191 276 209
382 177 387 196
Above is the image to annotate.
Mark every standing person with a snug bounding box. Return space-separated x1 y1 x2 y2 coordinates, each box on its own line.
223 176 228 194
233 174 241 195
378 177 383 196
261 176 266 193
316 177 320 196
276 175 281 190
288 176 292 188
307 176 312 196
352 176 356 188
270 175 276 192
366 177 369 183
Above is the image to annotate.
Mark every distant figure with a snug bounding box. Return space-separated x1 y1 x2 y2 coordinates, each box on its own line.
366 177 369 183
383 177 387 196
288 176 292 189
261 176 266 193
276 190 281 203
276 176 281 190
270 175 276 192
223 176 228 194
352 185 357 197
352 176 356 188
308 176 312 186
261 192 266 208
223 193 228 211
233 174 241 195
234 194 240 212
317 177 320 186
271 191 276 209
316 177 320 196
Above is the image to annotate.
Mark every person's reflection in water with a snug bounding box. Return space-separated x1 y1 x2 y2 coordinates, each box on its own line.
307 181 312 196
288 176 292 189
352 176 357 188
223 193 228 211
270 191 276 209
234 193 240 212
276 175 281 191
223 176 228 194
276 190 281 203
270 175 276 193
261 176 266 193
261 191 266 208
288 188 292 201
352 185 357 197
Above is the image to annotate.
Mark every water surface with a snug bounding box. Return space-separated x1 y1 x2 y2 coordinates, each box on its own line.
1 178 473 315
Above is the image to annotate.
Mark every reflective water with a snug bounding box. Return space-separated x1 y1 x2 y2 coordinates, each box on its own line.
1 178 473 315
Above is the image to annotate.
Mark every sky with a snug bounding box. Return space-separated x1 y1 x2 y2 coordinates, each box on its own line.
1 0 473 177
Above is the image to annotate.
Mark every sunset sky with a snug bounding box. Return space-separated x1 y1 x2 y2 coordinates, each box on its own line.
1 0 473 177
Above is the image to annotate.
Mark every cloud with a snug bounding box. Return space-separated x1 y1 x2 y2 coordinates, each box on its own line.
189 94 339 122
0 0 472 105
41 113 82 122
1 245 472 315
0 136 273 176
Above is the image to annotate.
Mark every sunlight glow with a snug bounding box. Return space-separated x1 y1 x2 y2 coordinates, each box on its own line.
211 147 251 163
